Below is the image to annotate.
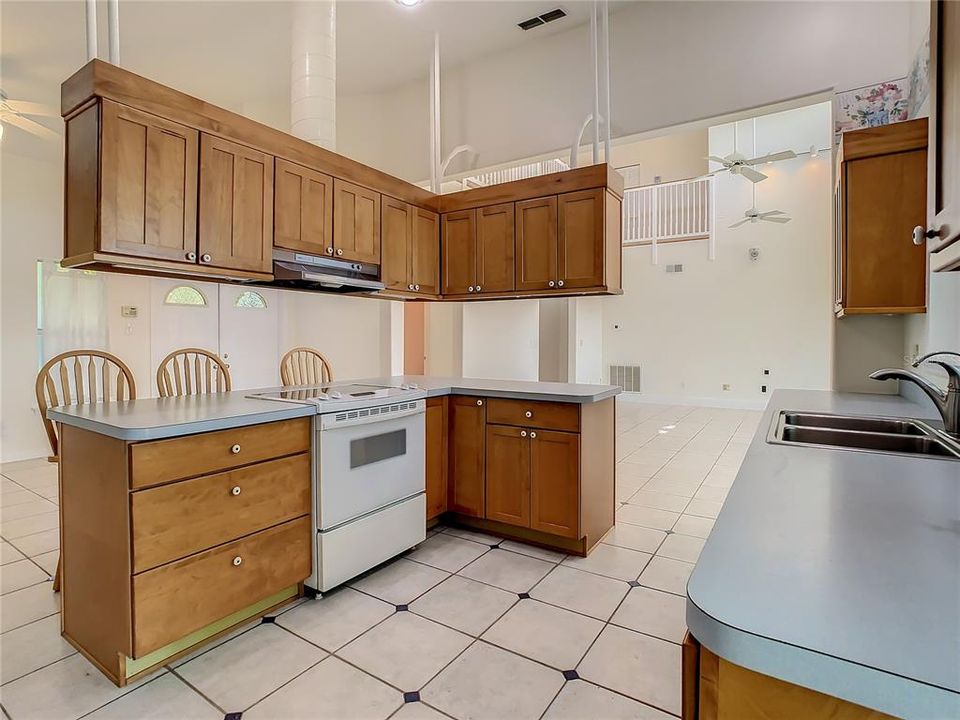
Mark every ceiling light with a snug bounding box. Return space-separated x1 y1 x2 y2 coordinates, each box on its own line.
395 0 422 6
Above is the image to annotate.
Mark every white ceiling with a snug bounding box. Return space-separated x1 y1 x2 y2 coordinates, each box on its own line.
0 0 605 155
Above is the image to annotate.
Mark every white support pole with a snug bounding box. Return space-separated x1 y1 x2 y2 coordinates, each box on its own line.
107 0 120 65
429 33 441 193
85 0 98 62
291 1 337 150
708 176 717 260
590 3 600 165
601 0 611 163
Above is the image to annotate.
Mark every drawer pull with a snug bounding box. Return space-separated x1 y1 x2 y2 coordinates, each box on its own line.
231 486 242 496
525 410 533 418
233 556 243 566
231 444 241 454
476 399 483 406
530 431 537 439
521 430 528 437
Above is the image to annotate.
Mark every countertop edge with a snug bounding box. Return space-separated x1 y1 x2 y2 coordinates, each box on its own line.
421 386 620 404
687 591 960 720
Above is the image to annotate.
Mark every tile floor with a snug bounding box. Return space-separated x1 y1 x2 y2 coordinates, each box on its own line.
0 401 759 720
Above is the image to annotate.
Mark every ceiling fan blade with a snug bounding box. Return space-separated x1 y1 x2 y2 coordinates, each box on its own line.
0 111 60 141
746 150 797 165
729 217 752 229
758 210 786 217
738 166 768 183
4 100 58 117
706 155 729 165
761 216 792 224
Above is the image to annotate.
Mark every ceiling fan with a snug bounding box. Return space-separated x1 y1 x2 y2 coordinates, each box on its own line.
729 180 791 229
708 118 797 183
0 90 60 142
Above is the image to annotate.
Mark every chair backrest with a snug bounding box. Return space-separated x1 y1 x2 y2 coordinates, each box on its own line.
280 347 335 387
35 350 137 462
156 348 232 397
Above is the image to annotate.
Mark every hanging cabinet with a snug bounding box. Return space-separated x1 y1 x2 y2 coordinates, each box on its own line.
382 197 440 297
274 159 334 257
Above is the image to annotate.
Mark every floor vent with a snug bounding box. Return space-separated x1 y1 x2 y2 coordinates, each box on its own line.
610 365 642 392
518 8 567 30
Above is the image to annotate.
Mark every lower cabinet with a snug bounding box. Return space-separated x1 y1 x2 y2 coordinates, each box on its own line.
447 396 486 517
485 425 531 526
425 396 448 520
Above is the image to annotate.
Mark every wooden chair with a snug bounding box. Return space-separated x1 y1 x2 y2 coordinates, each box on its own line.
280 347 335 387
156 348 232 397
35 349 136 593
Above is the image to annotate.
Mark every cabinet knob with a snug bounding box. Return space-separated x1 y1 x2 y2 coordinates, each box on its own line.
231 444 241 454
468 286 475 293
408 284 414 290
185 251 197 261
475 285 482 292
201 253 212 263
414 284 420 291
525 410 533 418
557 280 565 287
231 486 241 496
336 248 343 256
521 430 528 437
913 225 941 245
326 247 334 255
233 556 243 567
548 280 556 288
476 399 483 406
530 431 537 439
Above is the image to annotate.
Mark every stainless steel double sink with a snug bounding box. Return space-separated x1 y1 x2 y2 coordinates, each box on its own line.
769 411 960 460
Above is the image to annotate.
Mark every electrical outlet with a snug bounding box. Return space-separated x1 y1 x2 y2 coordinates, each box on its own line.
761 385 768 393
763 369 770 376
722 383 731 391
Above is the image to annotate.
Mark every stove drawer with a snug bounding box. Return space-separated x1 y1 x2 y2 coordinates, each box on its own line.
130 417 311 489
132 516 310 657
131 453 311 572
486 398 580 432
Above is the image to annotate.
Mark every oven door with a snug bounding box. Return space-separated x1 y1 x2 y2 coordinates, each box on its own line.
317 402 425 530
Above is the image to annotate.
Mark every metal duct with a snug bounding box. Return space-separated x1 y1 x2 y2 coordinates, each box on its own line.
291 1 336 150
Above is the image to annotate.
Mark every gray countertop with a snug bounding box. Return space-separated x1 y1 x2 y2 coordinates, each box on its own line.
687 389 960 720
48 375 620 441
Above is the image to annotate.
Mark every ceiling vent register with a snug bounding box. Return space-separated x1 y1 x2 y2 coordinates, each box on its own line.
518 8 567 30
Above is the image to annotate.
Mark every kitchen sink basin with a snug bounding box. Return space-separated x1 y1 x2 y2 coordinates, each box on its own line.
769 411 960 460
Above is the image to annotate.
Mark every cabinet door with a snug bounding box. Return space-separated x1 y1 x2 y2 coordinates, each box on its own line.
412 207 441 295
199 134 274 273
333 179 381 264
530 430 579 538
516 196 558 291
485 425 530 528
476 202 516 293
100 100 198 263
274 158 333 256
442 210 478 294
381 196 412 291
425 397 448 520
558 188 605 289
448 396 485 517
929 0 960 271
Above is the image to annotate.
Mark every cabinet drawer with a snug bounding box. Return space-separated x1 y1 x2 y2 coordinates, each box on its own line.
130 418 311 489
132 516 310 657
131 453 311 573
486 398 579 432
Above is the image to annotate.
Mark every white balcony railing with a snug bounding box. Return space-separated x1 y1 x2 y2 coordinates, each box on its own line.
622 175 714 247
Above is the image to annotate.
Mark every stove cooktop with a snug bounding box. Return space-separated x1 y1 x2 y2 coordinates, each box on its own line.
247 382 423 408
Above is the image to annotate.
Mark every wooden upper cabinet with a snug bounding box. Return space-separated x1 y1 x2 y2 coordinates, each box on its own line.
485 425 530 528
448 395 485 518
100 100 198 263
381 196 412 291
477 202 516 293
199 134 274 273
274 158 333 256
530 430 579 538
516 196 558 291
334 178 381 264
929 0 960 271
559 189 605 289
425 397 448 520
442 209 478 295
412 207 440 295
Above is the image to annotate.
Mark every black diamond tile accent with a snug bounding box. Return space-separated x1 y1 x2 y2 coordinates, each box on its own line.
517 592 530 599
664 529 674 535
395 604 409 612
627 580 641 587
489 543 501 548
562 670 579 681
260 616 276 624
403 691 421 703
224 713 243 720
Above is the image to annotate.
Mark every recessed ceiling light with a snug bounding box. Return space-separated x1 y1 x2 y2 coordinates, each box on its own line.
395 0 423 6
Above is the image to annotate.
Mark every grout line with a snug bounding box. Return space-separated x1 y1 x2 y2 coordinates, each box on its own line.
0 651 79 689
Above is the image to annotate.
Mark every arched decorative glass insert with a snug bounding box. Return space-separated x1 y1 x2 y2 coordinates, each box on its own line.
234 290 267 309
164 285 207 306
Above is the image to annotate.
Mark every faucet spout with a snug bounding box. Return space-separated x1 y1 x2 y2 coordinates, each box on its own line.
870 368 959 437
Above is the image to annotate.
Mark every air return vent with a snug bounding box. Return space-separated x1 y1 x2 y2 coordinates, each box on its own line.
518 8 567 30
610 365 642 393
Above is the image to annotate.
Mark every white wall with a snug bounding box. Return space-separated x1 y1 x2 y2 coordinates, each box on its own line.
462 300 539 380
338 1 917 182
571 298 605 385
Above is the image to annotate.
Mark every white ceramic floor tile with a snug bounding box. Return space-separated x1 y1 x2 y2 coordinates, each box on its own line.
422 642 564 720
0 655 160 720
482 599 603 670
685 498 723 519
0 511 59 540
611 586 687 643
406 532 489 572
33 549 59 575
85 673 220 720
656 533 705 564
638 556 695 597
175 624 326 711
339 611 472 691
498 539 566 563
1 539 26 565
640 476 702 497
616 505 680 532
458 549 553 593
529 565 628 621
1 559 50 594
561 543 651 582
694 484 730 502
245 656 401 720
391 700 450 719
276 587 394 651
602 523 666 554
616 477 646 502
672 514 716 539
0 614 75 684
351 558 449 605
0 580 60 632
0 498 57 523
410 575 517 636
0 490 41 508
544 680 674 720
627 491 690 513
7 529 59 557
578 625 681 715
441 527 502 545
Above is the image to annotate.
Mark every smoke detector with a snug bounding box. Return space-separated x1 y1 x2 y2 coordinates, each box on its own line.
518 8 567 30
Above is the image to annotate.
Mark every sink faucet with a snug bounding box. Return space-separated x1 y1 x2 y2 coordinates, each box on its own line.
870 352 960 437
